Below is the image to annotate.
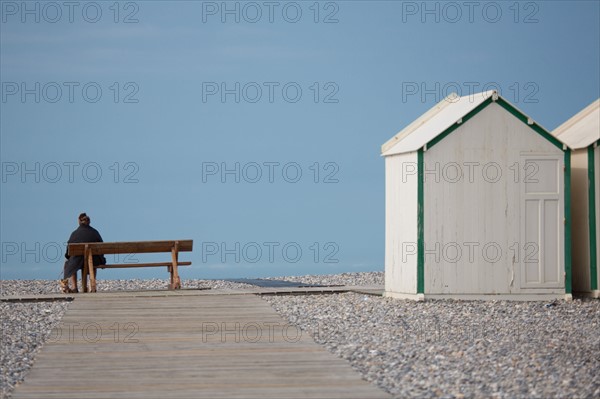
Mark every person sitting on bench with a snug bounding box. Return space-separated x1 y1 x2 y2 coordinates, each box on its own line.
60 213 106 293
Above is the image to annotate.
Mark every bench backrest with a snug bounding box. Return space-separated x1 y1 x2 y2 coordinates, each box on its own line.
68 240 193 256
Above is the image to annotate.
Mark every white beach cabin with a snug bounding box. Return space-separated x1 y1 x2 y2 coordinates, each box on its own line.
553 99 599 298
382 90 572 300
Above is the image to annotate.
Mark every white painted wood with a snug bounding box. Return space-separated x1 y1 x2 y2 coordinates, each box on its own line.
520 155 563 289
383 292 424 301
382 91 495 156
383 92 569 300
553 99 599 150
422 103 564 295
384 153 418 295
422 293 573 301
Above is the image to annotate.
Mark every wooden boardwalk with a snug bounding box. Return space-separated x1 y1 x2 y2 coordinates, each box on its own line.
11 293 390 399
1 286 384 302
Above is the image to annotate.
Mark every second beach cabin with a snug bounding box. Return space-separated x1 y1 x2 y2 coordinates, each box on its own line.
553 99 600 298
382 90 572 300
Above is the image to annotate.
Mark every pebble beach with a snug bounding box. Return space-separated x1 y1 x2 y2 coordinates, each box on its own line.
2 272 599 398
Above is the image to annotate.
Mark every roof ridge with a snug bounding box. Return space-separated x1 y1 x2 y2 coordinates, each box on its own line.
380 92 458 154
381 90 496 156
553 98 600 139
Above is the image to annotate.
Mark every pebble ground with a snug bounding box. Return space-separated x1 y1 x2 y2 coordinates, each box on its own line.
263 275 600 399
2 273 599 399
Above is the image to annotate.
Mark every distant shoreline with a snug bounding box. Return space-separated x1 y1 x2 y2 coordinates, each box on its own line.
0 272 385 297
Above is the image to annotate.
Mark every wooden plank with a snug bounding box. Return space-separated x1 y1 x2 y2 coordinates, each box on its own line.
86 244 97 293
97 262 192 269
68 240 193 256
1 286 384 302
81 247 88 293
171 241 180 289
10 294 390 399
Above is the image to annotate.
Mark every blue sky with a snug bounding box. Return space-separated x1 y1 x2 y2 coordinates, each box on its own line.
1 0 599 280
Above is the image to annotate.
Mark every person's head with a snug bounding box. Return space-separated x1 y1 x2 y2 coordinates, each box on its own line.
78 212 91 226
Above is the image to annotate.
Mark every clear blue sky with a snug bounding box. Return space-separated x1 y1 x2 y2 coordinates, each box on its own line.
1 1 599 280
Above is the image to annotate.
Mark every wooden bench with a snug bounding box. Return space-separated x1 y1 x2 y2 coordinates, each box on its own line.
67 240 193 293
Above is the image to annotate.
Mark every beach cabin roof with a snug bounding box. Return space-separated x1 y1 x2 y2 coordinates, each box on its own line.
381 90 564 156
553 99 600 150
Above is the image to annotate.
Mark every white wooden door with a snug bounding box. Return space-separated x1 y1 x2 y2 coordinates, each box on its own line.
520 155 564 288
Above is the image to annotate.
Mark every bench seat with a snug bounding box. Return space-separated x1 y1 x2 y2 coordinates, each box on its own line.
97 261 192 269
68 240 193 293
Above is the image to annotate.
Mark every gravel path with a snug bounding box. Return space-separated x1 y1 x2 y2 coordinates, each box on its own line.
263 292 600 399
263 272 384 286
0 279 256 297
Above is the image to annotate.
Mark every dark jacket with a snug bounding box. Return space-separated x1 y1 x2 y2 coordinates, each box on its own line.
63 225 106 278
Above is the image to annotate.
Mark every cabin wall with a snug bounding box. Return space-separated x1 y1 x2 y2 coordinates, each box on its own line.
423 103 565 295
571 149 591 292
384 152 418 296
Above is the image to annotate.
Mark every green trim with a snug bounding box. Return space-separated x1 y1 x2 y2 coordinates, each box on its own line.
589 145 598 290
427 97 493 149
564 150 572 294
417 149 424 294
495 98 565 150
425 96 564 152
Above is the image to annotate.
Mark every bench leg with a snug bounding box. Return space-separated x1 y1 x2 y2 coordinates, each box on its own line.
173 268 181 290
82 267 88 293
168 267 181 290
87 250 97 293
170 243 181 290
